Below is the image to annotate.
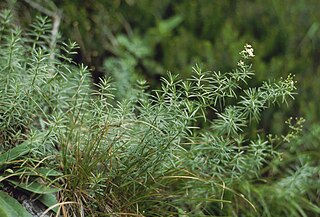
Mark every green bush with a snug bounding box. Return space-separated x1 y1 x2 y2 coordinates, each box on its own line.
1 9 314 216
8 1 320 127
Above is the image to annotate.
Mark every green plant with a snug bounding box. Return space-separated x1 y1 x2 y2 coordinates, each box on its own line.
0 10 66 215
1 8 315 217
222 119 320 217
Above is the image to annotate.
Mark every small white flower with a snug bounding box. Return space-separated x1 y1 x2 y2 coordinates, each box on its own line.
237 60 245 67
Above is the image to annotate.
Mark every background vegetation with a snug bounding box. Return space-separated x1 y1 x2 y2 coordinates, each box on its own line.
0 0 319 216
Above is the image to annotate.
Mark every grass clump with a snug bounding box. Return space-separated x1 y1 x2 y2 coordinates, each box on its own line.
0 10 311 217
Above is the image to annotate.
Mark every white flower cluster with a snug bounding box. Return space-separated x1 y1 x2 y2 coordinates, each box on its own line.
239 43 255 59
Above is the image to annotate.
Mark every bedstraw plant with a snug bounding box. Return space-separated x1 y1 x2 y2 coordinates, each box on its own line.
0 10 304 216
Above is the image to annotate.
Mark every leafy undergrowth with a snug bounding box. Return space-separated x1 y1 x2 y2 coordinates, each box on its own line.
0 9 318 217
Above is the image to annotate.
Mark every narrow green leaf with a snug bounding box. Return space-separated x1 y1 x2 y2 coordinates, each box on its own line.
0 142 33 169
0 190 32 217
7 180 60 194
38 193 59 213
1 167 62 180
23 167 63 177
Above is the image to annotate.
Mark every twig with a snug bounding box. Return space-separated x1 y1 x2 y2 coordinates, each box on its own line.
23 0 55 17
49 10 61 60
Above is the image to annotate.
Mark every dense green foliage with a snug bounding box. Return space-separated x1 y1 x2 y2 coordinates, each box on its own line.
0 1 319 216
10 0 320 129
